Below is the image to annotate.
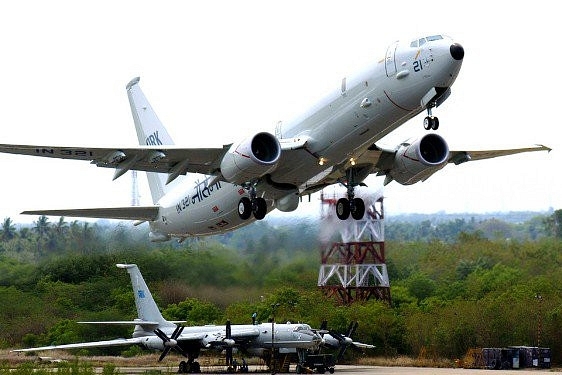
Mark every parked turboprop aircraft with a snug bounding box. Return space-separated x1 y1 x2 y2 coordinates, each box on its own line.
13 263 327 373
0 34 550 241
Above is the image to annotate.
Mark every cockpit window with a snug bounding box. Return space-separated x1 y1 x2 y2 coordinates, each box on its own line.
411 35 443 48
426 35 443 41
294 324 312 332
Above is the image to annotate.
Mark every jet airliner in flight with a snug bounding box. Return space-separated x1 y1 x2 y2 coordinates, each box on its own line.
0 34 550 241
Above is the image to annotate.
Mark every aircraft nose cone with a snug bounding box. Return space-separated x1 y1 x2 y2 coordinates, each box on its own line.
450 43 464 61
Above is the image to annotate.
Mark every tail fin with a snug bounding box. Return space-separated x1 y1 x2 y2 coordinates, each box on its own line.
117 263 174 327
126 77 175 204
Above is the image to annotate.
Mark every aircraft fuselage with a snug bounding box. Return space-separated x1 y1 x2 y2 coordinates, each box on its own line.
152 35 463 238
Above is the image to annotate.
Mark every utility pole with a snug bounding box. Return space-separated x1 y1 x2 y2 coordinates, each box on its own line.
535 293 543 347
271 303 280 375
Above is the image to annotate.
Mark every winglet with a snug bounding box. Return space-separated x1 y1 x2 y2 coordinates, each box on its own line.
537 144 552 153
126 77 141 90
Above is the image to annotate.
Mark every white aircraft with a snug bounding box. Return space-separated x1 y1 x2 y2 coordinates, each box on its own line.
0 34 550 241
13 263 328 373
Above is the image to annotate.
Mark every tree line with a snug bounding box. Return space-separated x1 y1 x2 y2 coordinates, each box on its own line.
0 210 561 363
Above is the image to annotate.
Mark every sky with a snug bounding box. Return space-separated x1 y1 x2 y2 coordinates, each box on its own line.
0 0 559 224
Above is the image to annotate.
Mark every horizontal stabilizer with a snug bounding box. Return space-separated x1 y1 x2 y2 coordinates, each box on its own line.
78 320 186 325
21 206 160 221
78 320 160 325
12 337 145 352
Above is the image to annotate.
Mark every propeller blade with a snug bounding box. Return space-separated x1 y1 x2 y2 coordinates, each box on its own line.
346 322 354 337
337 344 348 361
171 325 185 340
225 320 233 366
159 347 171 362
331 331 345 342
226 320 232 339
154 328 169 342
348 321 358 337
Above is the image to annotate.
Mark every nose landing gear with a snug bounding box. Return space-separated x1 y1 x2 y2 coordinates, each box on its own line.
423 101 439 130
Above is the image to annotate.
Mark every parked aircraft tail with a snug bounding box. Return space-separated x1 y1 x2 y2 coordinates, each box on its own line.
126 78 176 204
116 263 175 328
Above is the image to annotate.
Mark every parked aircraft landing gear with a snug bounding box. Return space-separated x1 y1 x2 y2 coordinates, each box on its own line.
423 102 439 130
179 360 201 373
238 183 267 221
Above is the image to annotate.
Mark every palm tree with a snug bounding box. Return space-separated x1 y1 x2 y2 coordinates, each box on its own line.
54 217 69 236
33 215 50 254
0 217 16 242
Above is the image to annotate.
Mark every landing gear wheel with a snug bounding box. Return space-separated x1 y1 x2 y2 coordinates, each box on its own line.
350 197 365 220
423 115 439 130
179 361 188 373
252 197 267 220
296 364 303 374
238 197 252 220
191 362 201 373
431 116 439 130
336 198 350 220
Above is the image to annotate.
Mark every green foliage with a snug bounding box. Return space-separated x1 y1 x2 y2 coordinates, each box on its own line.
2 212 562 363
405 272 436 301
163 298 223 325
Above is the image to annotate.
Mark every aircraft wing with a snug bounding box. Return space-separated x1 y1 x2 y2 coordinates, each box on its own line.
300 143 551 193
0 143 229 177
12 337 145 352
351 341 375 349
447 145 552 164
363 144 552 171
20 206 160 221
192 327 260 347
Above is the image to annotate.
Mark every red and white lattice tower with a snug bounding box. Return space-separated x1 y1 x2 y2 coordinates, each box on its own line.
317 187 391 305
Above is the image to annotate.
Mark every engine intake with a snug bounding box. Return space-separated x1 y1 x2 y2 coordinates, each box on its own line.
220 132 281 184
387 133 449 185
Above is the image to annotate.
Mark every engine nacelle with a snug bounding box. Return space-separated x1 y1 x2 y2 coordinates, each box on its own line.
141 336 165 351
387 133 449 185
220 132 281 184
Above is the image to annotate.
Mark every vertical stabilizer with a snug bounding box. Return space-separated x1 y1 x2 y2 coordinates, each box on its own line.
126 78 174 204
116 263 173 327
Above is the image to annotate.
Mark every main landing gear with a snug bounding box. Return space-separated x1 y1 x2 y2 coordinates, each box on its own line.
423 101 439 130
238 182 267 221
178 360 201 374
336 169 366 221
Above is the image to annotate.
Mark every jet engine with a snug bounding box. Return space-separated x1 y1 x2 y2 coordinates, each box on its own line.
220 132 281 185
386 133 449 185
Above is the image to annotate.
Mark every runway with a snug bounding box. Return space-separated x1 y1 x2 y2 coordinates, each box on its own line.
108 364 561 374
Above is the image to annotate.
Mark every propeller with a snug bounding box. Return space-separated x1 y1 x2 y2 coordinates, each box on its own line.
225 320 233 367
154 325 187 362
336 321 358 361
